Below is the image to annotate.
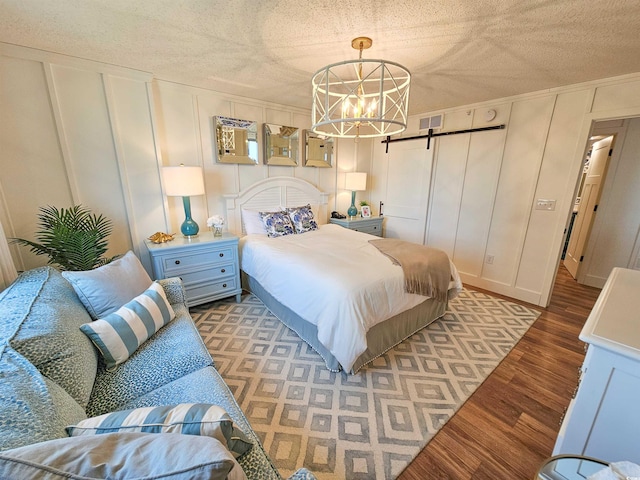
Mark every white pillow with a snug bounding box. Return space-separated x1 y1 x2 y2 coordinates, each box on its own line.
241 208 267 235
62 251 152 320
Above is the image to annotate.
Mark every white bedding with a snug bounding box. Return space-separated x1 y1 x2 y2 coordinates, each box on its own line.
239 224 462 372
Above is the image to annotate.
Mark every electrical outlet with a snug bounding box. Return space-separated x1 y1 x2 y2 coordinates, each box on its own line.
486 255 494 264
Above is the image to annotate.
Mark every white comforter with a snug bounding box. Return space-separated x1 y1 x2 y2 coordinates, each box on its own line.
239 224 462 372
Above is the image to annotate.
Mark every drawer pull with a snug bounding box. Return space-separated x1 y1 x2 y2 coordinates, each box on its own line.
219 253 224 257
222 283 227 288
221 268 226 273
175 260 181 265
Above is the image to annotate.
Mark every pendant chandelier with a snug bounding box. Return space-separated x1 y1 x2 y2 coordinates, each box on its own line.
311 37 410 139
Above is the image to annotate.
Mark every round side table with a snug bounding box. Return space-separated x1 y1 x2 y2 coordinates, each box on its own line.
536 454 608 479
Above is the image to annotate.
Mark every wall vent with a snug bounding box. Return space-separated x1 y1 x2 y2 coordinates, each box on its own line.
419 114 442 131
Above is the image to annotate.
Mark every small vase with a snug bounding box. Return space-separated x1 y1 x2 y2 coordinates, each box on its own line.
212 225 223 237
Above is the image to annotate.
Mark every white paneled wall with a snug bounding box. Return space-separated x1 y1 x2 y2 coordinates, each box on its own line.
0 44 164 273
373 76 640 306
152 81 339 237
0 43 347 275
3 41 640 307
516 89 593 297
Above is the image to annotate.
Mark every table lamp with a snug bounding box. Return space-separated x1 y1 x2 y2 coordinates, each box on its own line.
345 172 367 218
162 164 205 238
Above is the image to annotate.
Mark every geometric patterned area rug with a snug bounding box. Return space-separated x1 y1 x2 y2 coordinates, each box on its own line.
191 289 540 480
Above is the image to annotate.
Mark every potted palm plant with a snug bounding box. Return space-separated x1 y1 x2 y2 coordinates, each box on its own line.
11 205 119 271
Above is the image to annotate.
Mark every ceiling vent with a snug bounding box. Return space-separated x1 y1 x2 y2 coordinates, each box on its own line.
419 114 442 131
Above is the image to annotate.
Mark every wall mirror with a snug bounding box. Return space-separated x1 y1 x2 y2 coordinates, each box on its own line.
303 130 333 168
214 116 259 164
264 123 299 166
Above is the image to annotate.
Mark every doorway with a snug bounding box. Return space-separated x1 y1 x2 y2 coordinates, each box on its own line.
563 134 614 279
561 116 640 287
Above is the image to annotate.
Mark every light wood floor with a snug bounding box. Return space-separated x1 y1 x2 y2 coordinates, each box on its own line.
398 265 602 480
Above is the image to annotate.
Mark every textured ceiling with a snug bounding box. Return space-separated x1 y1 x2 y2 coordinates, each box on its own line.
2 0 640 115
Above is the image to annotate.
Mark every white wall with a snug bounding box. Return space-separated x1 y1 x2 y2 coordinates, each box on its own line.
3 41 640 306
371 75 640 306
0 43 164 273
0 43 361 274
151 80 341 238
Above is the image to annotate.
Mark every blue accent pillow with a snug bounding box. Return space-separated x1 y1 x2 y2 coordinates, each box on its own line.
259 210 295 238
66 403 252 458
80 282 175 369
286 204 318 234
0 432 245 480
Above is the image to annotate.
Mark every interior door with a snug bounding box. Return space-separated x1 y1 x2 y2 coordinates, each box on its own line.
382 141 433 243
564 136 613 279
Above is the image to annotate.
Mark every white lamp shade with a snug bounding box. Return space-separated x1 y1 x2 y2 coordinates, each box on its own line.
345 172 367 191
162 165 205 196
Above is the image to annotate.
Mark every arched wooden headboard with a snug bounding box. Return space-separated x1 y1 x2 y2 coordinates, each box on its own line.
224 176 330 235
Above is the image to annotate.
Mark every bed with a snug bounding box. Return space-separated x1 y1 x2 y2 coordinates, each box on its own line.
224 176 462 374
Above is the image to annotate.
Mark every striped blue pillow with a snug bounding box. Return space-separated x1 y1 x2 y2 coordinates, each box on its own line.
65 403 253 457
80 282 175 369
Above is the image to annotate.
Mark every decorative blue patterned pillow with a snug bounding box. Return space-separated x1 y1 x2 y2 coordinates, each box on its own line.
286 204 318 234
66 403 252 458
259 210 295 238
80 282 175 369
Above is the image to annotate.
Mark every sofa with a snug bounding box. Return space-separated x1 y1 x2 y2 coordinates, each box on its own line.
0 259 316 480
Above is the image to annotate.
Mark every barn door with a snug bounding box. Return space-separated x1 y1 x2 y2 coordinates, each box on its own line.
382 141 433 243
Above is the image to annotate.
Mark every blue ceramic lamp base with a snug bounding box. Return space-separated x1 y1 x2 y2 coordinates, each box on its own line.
347 190 358 217
181 196 199 237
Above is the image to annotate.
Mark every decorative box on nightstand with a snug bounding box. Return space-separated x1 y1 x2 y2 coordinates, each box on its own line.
329 215 383 237
145 232 241 307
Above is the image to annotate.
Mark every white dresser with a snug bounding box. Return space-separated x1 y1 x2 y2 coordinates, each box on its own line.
553 267 640 463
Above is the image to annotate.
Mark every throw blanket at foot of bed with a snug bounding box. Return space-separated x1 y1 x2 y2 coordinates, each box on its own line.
369 239 452 302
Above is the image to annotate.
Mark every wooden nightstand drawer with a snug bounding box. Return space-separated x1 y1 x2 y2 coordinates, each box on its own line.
185 277 238 304
351 224 381 235
161 247 236 272
177 262 237 285
330 216 383 237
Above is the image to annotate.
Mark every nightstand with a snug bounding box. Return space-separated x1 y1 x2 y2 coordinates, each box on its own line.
145 232 241 307
329 216 383 236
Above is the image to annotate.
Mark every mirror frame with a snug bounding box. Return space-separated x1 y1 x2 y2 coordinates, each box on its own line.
263 123 299 166
303 130 334 168
214 116 259 164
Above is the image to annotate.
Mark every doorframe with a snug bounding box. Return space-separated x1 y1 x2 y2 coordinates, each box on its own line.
577 124 628 285
540 105 640 307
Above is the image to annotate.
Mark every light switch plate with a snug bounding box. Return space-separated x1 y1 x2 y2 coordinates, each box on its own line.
536 199 556 211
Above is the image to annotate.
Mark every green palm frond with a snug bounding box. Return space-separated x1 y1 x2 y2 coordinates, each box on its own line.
11 205 119 271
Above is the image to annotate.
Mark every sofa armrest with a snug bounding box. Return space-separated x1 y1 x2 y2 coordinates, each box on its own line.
157 277 188 308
